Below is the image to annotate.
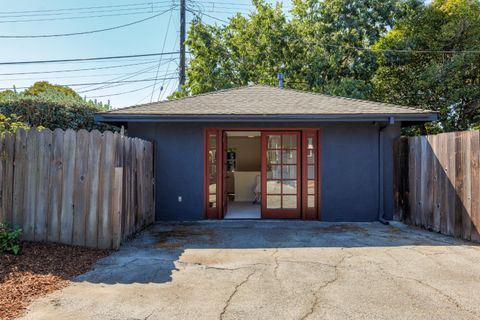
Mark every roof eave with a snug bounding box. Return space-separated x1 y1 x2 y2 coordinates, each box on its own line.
95 112 438 123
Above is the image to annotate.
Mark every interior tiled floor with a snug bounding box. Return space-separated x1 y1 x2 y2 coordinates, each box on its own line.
224 201 261 219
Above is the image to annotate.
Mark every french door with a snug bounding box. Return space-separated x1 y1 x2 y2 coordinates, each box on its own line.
205 129 319 220
261 132 302 219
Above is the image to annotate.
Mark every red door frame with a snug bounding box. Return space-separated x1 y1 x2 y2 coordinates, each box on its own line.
221 131 228 218
204 129 222 219
302 129 320 220
203 128 320 220
261 131 302 219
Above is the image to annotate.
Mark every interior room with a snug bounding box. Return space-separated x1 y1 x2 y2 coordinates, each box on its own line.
224 131 262 219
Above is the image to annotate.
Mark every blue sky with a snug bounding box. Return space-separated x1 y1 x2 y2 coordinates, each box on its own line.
0 0 292 108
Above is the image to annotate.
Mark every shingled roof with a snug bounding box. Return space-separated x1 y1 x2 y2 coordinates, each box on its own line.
96 85 437 122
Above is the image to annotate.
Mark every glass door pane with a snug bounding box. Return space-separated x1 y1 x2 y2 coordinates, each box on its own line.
262 132 301 218
303 130 319 220
205 130 220 219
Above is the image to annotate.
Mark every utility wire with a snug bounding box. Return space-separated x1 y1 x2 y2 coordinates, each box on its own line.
0 52 183 66
0 7 175 38
0 78 179 91
77 64 161 92
156 20 180 101
0 68 175 81
187 8 228 23
78 62 175 93
0 60 161 76
0 4 173 19
0 8 175 24
292 38 480 54
194 1 253 6
151 7 174 102
86 82 165 99
77 71 178 94
136 80 165 104
0 1 173 15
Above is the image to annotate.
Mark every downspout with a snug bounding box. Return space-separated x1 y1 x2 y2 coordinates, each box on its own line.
378 117 394 225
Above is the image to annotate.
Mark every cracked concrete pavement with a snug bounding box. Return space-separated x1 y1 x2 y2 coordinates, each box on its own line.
20 221 480 320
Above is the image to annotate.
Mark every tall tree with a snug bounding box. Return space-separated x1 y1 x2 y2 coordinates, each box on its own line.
184 0 415 99
290 0 419 97
184 0 298 95
372 0 480 131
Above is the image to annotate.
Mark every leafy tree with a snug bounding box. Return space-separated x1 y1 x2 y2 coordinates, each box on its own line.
185 0 298 95
0 82 113 131
372 0 480 131
289 0 421 98
183 0 416 99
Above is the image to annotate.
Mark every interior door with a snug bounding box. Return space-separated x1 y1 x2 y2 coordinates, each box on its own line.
261 132 301 219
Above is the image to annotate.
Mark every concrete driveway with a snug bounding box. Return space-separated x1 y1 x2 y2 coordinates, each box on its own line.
21 221 480 320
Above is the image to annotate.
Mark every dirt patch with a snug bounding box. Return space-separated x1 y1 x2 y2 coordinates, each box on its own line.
316 224 368 234
0 241 109 320
153 227 216 249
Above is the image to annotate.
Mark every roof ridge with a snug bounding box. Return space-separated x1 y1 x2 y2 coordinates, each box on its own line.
259 85 433 113
106 84 254 113
102 83 435 115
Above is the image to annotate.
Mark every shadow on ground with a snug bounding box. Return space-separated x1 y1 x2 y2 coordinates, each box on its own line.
74 220 474 285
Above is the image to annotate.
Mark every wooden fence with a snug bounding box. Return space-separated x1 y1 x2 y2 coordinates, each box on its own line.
394 130 480 242
0 128 154 249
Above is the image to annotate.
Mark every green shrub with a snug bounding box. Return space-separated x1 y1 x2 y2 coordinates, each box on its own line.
0 223 22 255
0 113 32 133
0 82 115 132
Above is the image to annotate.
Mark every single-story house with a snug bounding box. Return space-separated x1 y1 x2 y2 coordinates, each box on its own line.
95 85 437 222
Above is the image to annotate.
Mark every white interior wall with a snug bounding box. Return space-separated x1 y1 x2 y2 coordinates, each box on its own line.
227 135 261 202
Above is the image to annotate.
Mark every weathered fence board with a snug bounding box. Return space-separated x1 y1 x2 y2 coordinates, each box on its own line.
60 129 76 244
48 129 64 243
86 130 101 248
471 131 480 242
23 129 38 241
1 129 154 249
73 129 89 246
35 129 52 241
394 130 480 243
12 130 26 228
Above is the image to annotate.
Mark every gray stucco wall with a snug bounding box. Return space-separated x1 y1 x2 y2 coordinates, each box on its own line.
127 121 401 222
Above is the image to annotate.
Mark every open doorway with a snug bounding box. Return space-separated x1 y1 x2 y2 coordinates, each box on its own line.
205 128 320 220
224 131 261 219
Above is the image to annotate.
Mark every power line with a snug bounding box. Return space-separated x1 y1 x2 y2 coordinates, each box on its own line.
0 1 173 15
187 8 229 23
0 52 183 66
293 38 480 54
0 60 161 76
151 8 174 102
0 68 175 81
0 4 173 19
179 0 187 90
78 72 178 94
0 7 175 38
77 63 167 92
136 81 165 104
77 63 161 92
156 19 180 101
0 8 175 24
0 78 179 91
194 1 253 6
86 83 162 99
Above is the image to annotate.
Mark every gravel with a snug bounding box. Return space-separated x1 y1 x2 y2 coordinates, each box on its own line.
0 241 109 320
